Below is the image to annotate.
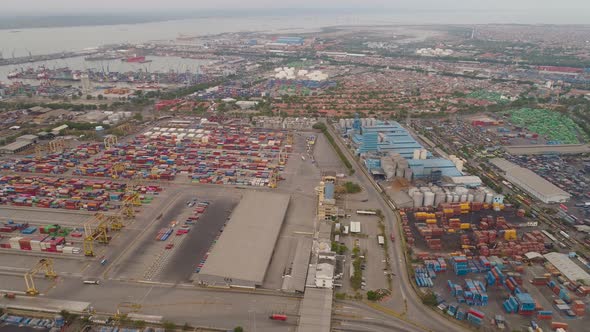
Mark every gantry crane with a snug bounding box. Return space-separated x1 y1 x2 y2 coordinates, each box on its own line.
24 258 57 295
269 168 279 189
103 135 118 149
110 162 127 179
83 213 110 257
278 147 286 166
34 138 67 159
121 175 142 219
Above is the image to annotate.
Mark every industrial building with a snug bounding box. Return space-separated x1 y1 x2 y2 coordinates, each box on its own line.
316 176 339 220
544 252 590 284
0 134 39 154
195 192 290 288
490 158 571 203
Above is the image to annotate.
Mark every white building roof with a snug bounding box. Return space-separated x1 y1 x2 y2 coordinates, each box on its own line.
350 221 361 233
490 158 571 203
544 252 590 283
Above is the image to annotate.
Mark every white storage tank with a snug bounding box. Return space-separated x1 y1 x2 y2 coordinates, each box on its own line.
419 186 431 193
474 191 486 203
423 191 435 207
413 149 421 160
485 192 494 204
455 159 464 173
435 192 446 206
455 187 468 195
460 194 467 202
467 194 474 202
419 148 428 160
413 191 424 208
339 119 346 128
446 193 453 203
346 119 353 128
404 168 413 180
361 118 368 127
408 187 419 197
452 194 460 203
396 167 405 178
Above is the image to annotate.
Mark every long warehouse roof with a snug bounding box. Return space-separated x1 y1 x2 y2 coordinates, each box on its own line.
544 252 590 283
490 158 570 199
198 192 290 285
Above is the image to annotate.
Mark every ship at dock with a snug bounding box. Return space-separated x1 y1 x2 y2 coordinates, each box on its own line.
84 53 123 61
122 56 152 63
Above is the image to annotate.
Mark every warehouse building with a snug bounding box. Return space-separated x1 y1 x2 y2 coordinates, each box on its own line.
196 192 290 289
0 134 39 154
544 252 590 284
490 158 571 203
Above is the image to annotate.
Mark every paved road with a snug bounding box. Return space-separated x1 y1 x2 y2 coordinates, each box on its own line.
324 121 469 332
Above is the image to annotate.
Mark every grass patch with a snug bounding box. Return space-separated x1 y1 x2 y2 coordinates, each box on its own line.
313 122 355 174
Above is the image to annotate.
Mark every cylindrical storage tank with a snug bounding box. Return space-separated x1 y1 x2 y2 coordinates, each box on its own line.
396 167 405 177
419 148 428 160
446 194 453 203
455 187 468 195
423 192 435 207
485 193 494 204
413 149 421 159
346 119 353 127
455 160 464 173
413 191 424 208
452 194 460 203
467 194 474 202
435 192 446 206
361 118 367 127
408 187 418 197
419 186 430 193
460 194 467 202
404 168 413 180
339 119 346 128
474 191 485 203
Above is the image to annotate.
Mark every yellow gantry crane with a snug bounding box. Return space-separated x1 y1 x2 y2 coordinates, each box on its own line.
103 134 118 149
34 138 67 159
83 213 110 257
110 162 127 179
24 258 57 296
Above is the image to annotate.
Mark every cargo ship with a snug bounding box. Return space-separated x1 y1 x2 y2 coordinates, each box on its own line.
85 53 123 61
122 56 151 63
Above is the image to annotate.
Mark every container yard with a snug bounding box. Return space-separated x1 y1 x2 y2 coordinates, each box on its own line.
401 202 589 331
70 121 292 187
0 175 160 212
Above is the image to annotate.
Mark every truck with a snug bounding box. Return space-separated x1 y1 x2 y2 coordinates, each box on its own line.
390 233 395 242
269 314 287 321
378 235 385 246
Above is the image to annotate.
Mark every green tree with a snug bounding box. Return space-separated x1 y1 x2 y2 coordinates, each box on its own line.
367 290 378 301
422 292 438 306
234 327 244 332
162 320 177 331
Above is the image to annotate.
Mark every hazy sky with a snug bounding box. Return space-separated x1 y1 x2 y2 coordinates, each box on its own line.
4 0 590 14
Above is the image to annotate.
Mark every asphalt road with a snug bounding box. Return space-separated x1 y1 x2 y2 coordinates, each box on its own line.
324 121 469 332
161 197 237 282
